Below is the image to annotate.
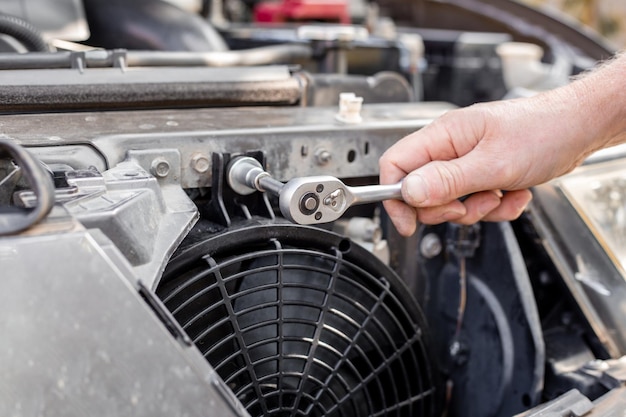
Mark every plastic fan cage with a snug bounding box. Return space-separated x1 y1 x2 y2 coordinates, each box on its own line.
157 222 437 417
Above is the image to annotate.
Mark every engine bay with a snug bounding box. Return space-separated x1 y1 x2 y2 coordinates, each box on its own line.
2 1 626 416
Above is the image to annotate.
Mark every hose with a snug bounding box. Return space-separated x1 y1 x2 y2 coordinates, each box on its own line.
0 139 55 235
0 14 50 52
125 44 313 67
0 44 313 69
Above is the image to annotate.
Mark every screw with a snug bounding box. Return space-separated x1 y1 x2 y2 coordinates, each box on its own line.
420 233 442 259
151 158 170 178
191 153 210 173
316 184 324 193
315 212 322 221
315 149 332 166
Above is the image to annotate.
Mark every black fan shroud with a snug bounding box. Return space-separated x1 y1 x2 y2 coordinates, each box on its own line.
157 222 437 417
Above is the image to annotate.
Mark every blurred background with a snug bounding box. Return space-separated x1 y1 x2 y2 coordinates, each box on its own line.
520 0 626 47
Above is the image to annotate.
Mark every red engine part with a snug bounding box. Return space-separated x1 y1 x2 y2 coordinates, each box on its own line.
254 0 350 24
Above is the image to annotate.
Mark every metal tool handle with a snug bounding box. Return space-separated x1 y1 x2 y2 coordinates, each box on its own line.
347 182 403 205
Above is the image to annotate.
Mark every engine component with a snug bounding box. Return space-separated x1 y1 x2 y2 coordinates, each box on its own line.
0 139 54 235
227 156 403 224
519 356 626 416
0 13 50 52
416 221 544 417
254 0 350 24
223 25 407 79
0 56 416 111
83 0 228 51
1 225 245 417
0 0 89 42
2 2 624 416
157 222 438 417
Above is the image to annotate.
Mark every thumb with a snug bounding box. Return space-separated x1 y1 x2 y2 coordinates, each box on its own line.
401 158 490 207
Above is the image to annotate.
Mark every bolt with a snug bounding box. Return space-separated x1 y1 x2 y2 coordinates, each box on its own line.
315 149 332 166
304 196 317 211
299 193 319 215
191 153 210 173
316 184 324 193
151 158 170 178
449 340 469 366
420 233 442 259
315 212 322 221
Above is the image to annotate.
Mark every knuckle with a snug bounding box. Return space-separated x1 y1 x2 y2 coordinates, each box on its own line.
430 162 467 202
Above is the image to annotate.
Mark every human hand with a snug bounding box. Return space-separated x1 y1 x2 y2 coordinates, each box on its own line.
379 90 607 236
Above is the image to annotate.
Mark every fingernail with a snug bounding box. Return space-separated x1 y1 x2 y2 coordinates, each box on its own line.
404 174 429 206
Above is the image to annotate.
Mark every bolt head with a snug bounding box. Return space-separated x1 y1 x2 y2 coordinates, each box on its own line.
420 233 442 259
151 158 171 178
315 149 332 166
299 192 319 215
191 153 210 173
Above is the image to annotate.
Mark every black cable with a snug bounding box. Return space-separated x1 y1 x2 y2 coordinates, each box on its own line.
0 139 55 235
0 13 50 52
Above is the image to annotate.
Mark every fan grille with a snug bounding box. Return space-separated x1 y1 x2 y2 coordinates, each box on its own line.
158 224 436 417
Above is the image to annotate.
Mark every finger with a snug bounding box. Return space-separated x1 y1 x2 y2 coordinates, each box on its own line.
451 191 503 225
414 199 467 225
383 199 418 237
400 148 512 208
482 189 533 222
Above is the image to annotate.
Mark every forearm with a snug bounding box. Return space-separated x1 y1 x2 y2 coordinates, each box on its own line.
565 52 626 151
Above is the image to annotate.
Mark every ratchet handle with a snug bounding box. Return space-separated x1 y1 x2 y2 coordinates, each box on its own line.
226 156 404 225
347 182 403 205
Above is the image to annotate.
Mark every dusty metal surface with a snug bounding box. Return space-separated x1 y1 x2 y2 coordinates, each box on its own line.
0 102 454 187
0 229 246 417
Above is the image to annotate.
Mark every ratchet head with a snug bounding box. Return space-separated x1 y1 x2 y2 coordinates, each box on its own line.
279 176 356 225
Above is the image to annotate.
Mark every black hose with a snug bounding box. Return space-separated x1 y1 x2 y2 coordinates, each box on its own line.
0 139 55 235
0 14 49 52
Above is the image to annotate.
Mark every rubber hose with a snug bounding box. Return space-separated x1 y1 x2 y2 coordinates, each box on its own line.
0 139 55 235
0 14 49 52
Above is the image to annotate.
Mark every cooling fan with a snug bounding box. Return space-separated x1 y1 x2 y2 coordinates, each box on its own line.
157 221 437 417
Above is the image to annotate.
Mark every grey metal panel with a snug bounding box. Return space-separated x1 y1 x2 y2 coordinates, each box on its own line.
0 230 246 417
0 102 454 187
